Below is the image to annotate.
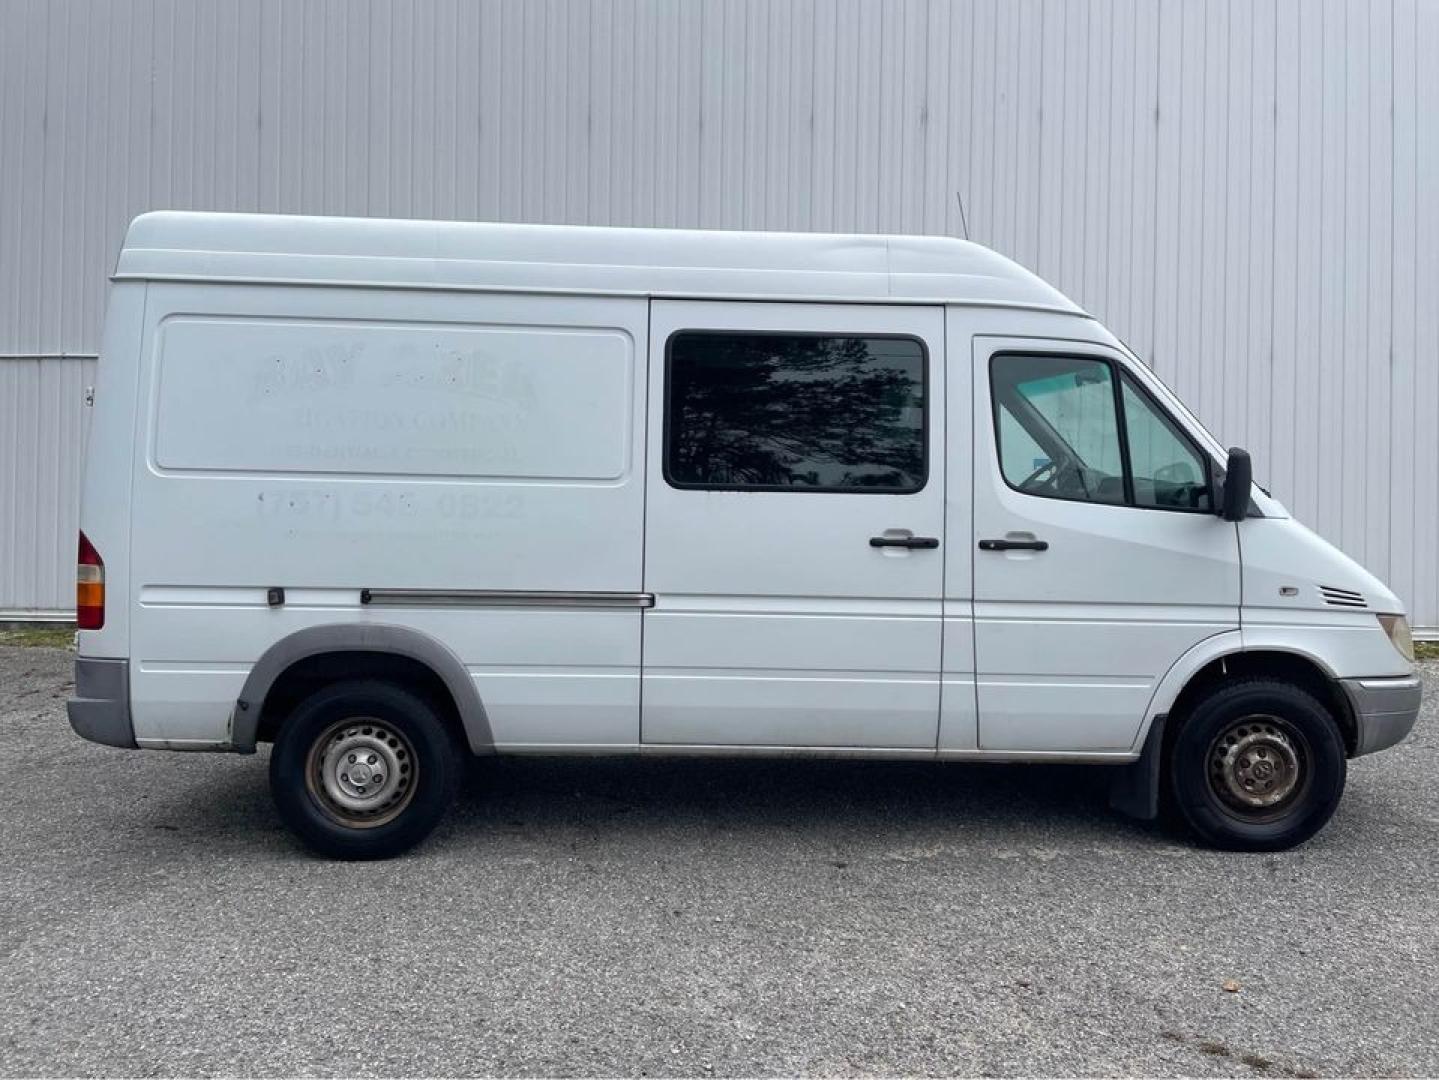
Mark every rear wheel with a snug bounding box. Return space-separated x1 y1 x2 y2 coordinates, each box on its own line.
1167 678 1346 851
269 679 462 859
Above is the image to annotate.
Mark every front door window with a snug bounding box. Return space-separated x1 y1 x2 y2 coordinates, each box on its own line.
990 353 1212 513
991 354 1125 505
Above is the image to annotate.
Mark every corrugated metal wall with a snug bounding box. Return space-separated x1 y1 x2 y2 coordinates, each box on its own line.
2 0 1436 625
0 356 92 618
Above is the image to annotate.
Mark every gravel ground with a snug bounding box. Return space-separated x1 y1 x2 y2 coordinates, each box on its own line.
2 645 1437 1078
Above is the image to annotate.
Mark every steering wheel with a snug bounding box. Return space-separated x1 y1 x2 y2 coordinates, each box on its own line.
1018 459 1060 491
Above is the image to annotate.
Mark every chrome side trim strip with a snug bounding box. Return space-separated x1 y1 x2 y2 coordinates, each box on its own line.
360 588 655 610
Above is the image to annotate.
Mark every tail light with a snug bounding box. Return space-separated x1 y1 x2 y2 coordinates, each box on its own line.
77 531 105 630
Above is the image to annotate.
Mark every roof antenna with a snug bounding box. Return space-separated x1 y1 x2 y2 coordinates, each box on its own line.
954 189 971 242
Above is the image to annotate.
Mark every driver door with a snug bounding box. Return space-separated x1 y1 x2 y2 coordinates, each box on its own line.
971 337 1241 753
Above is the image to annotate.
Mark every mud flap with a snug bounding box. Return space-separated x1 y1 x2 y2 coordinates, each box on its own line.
1108 715 1166 820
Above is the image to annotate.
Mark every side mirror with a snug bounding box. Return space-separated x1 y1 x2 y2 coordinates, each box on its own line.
1219 447 1252 522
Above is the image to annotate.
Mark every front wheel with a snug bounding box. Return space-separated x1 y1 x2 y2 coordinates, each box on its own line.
269 679 462 859
1167 678 1347 851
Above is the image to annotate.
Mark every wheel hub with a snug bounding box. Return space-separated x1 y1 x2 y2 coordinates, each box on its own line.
307 718 417 828
1209 718 1303 810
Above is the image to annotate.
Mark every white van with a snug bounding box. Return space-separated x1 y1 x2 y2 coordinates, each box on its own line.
67 211 1420 858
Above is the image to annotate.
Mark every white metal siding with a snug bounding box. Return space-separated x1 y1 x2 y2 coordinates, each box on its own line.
1 0 1436 625
0 356 92 618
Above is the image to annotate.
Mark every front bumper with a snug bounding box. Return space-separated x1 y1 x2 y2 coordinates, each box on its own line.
66 657 137 749
1340 674 1422 757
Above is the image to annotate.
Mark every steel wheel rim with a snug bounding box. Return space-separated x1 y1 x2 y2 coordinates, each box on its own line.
1207 714 1308 820
305 717 418 829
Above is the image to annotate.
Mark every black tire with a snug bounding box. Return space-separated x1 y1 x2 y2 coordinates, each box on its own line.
269 679 462 859
1167 678 1347 851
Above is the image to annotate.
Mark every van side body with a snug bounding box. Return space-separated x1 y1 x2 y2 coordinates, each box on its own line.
68 213 1420 855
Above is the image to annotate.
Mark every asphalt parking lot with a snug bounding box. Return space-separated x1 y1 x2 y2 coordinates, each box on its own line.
3 644 1437 1077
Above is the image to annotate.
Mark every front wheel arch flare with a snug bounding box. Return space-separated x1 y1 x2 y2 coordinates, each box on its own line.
1161 649 1356 757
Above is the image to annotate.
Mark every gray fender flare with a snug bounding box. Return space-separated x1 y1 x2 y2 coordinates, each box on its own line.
230 622 493 754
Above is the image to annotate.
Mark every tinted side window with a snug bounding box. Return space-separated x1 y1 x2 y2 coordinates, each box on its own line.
665 332 926 492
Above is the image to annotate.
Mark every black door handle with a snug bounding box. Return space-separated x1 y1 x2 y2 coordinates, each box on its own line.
978 538 1049 552
870 536 940 550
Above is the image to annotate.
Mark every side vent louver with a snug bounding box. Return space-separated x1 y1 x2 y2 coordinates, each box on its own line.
1319 585 1368 609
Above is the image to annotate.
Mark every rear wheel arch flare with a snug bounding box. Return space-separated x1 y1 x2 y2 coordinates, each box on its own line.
232 623 492 754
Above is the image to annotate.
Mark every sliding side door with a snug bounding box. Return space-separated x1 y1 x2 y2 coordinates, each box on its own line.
641 301 948 749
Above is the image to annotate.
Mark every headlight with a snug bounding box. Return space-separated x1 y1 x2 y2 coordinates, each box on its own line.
1377 613 1415 662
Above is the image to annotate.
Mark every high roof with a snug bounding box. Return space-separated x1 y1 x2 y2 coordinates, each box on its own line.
116 211 1086 315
